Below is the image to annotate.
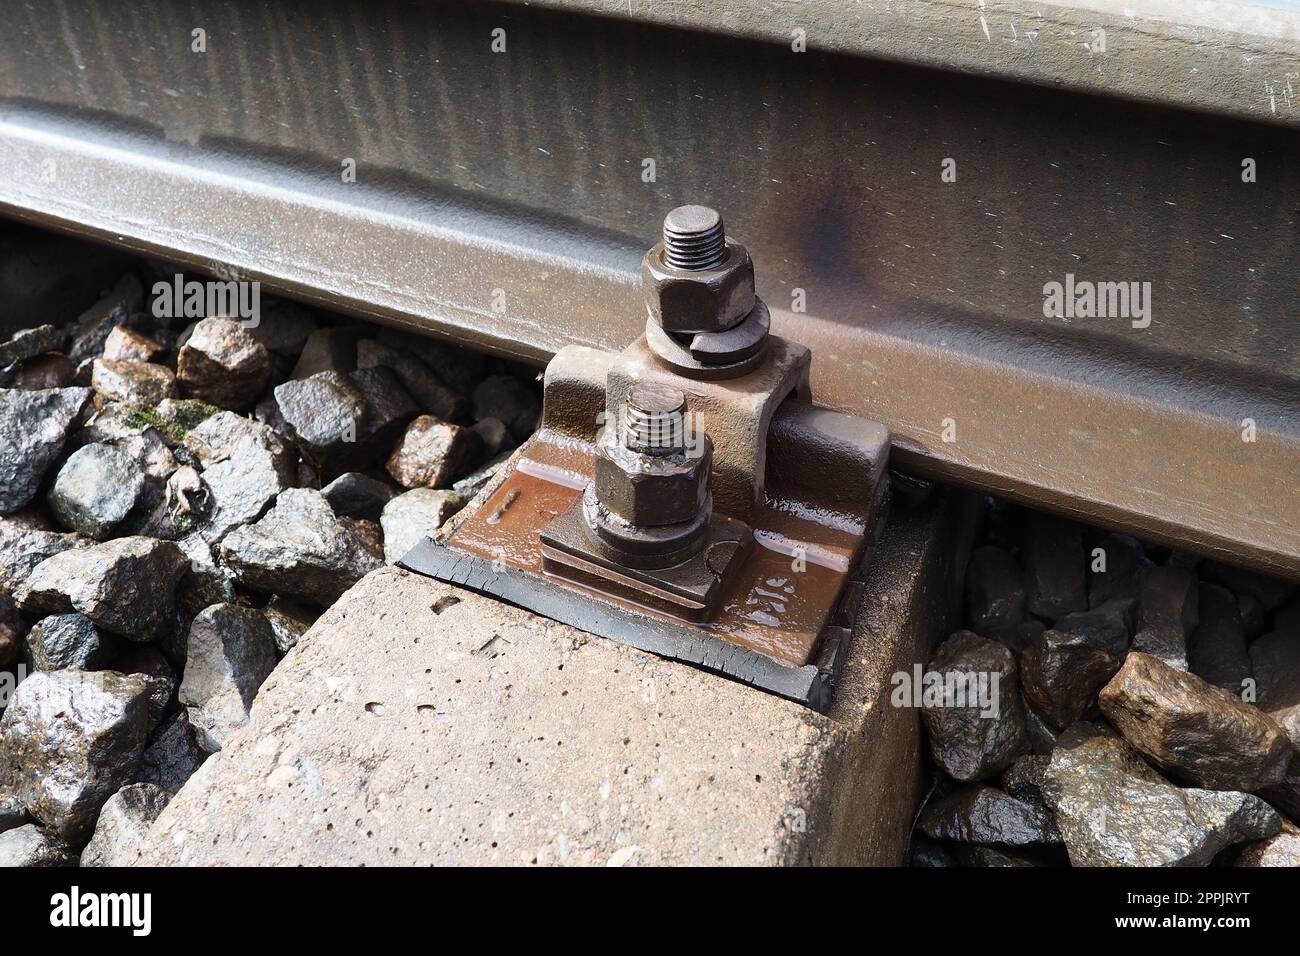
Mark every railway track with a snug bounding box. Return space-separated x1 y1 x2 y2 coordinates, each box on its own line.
0 0 1297 880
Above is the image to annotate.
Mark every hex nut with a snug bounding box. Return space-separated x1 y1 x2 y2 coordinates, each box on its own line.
593 433 712 527
641 240 756 334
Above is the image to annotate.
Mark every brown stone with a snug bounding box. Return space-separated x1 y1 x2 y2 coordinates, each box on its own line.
177 317 271 410
1019 628 1121 730
8 353 74 390
1248 630 1300 749
90 358 176 405
385 415 482 489
103 325 166 363
1233 820 1300 867
1098 652 1292 792
918 785 1060 846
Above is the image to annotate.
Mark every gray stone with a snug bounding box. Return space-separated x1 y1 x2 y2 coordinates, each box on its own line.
17 536 189 641
909 835 957 867
1000 754 1051 809
376 327 484 394
1259 757 1300 822
1019 628 1121 730
1131 627 1190 671
116 644 176 731
166 535 237 663
141 398 221 447
1239 593 1269 640
102 325 166 363
108 428 178 482
1098 652 1292 792
0 512 90 594
79 783 170 867
252 395 295 445
176 317 271 410
137 711 206 795
182 410 290 469
920 631 1030 782
965 545 1027 645
132 465 206 540
1088 533 1148 607
380 487 467 563
1042 722 1281 867
1188 582 1252 693
67 273 143 362
290 327 357 379
77 400 148 445
180 603 278 752
1249 630 1300 749
193 418 295 543
0 670 152 841
48 443 148 540
1053 598 1134 657
1021 697 1059 755
247 301 318 356
350 366 419 455
217 489 383 606
90 358 176 405
273 371 366 474
321 471 396 521
1022 513 1087 620
263 596 319 655
385 415 481 489
0 324 65 366
919 785 1060 846
452 452 511 500
471 374 540 441
25 614 118 671
0 386 93 514
471 417 513 459
0 787 25 832
0 824 74 867
955 845 1048 867
357 338 467 421
1132 565 1199 670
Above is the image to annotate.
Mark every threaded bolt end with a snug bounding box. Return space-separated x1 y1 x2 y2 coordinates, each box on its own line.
662 205 726 271
623 382 686 455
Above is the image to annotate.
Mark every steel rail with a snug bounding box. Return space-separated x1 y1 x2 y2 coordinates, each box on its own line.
0 0 1297 576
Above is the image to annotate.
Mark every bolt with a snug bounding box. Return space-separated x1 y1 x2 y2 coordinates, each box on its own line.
662 205 726 271
623 382 686 456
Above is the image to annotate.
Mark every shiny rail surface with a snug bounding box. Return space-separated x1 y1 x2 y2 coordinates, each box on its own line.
0 0 1296 576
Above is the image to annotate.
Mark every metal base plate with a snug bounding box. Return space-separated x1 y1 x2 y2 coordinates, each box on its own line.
399 536 845 711
539 496 752 621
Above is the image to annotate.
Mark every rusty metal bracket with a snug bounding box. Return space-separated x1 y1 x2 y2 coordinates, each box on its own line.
403 210 890 710
401 337 890 708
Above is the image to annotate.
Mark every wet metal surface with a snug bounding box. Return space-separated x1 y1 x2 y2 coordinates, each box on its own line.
0 1 1297 574
436 339 889 674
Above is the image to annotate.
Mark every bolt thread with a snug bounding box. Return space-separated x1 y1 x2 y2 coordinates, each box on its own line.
624 383 686 455
662 205 726 271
